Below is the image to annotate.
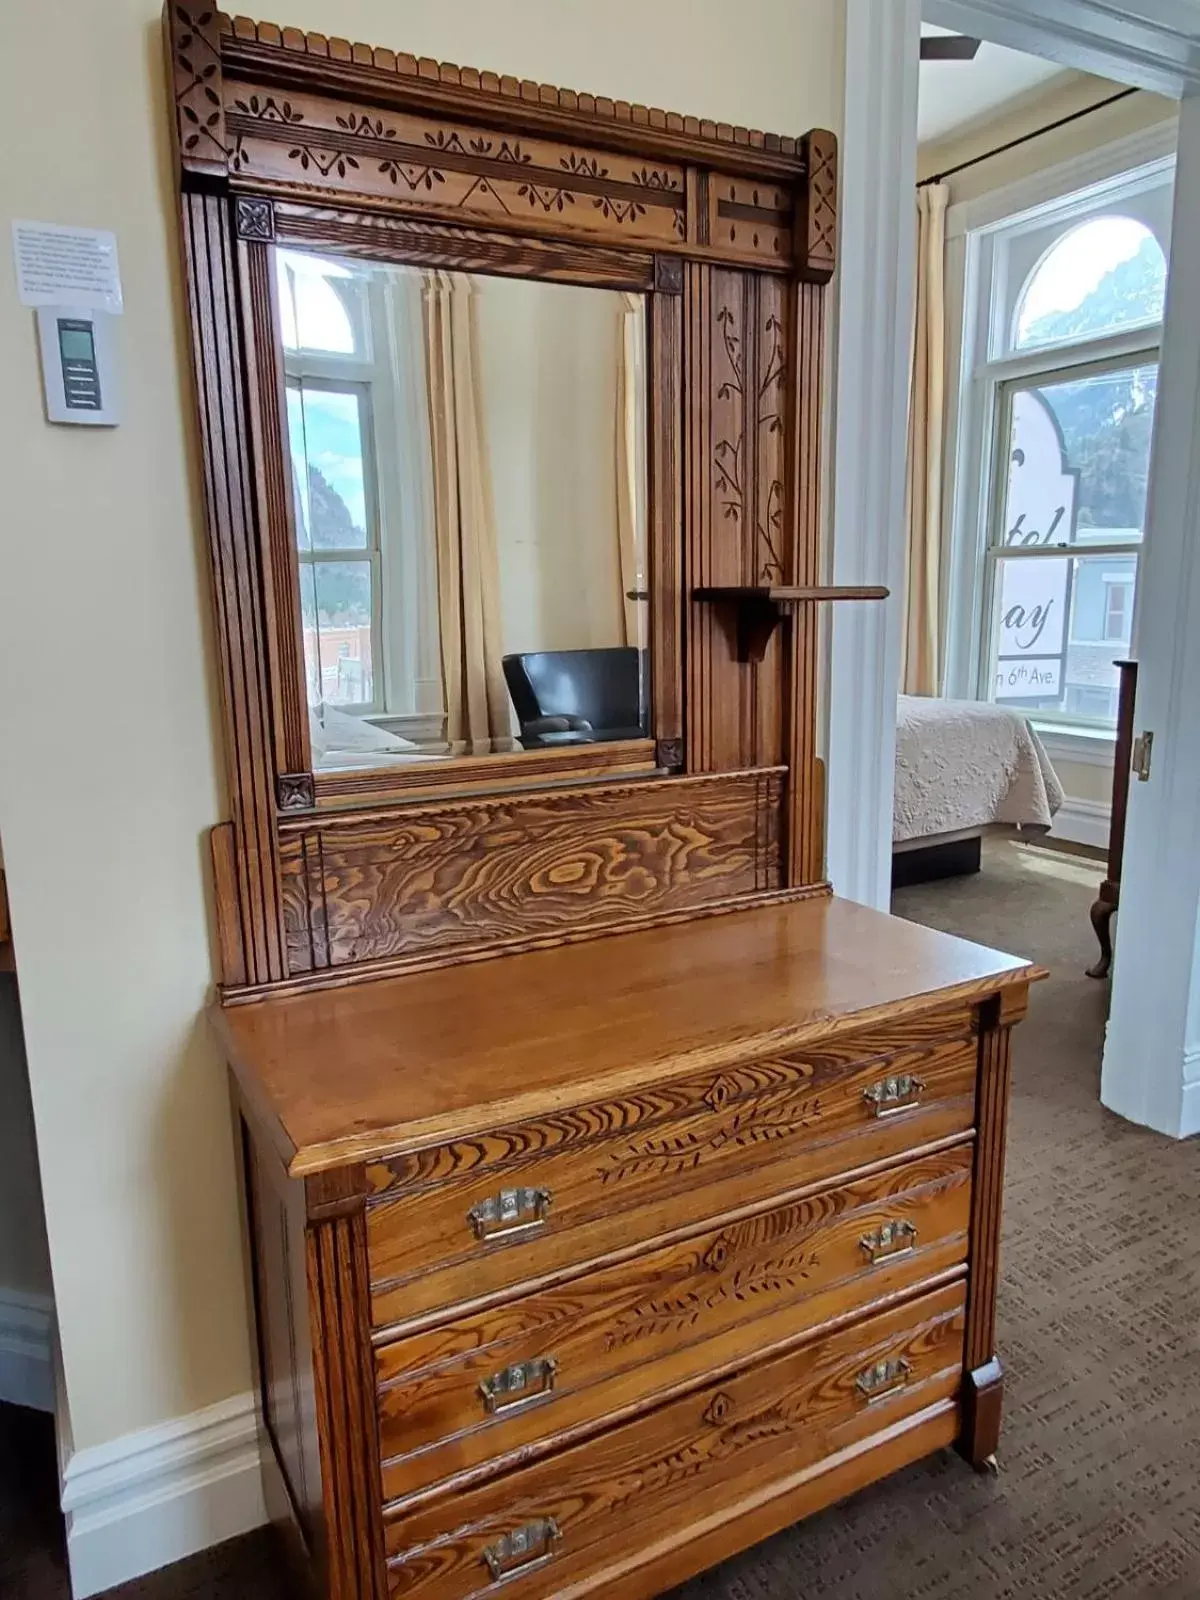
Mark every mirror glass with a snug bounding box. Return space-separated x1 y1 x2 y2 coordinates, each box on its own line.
275 248 650 772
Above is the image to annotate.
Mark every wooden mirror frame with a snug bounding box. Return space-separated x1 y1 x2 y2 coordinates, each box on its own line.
233 203 674 810
167 6 856 998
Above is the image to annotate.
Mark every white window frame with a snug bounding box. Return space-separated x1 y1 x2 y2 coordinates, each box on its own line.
977 345 1157 724
941 124 1177 748
286 372 384 713
279 255 443 732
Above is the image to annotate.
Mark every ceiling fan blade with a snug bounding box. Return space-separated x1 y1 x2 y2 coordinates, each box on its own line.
920 35 983 61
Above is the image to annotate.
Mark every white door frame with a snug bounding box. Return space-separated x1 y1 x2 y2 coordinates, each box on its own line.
834 0 1200 1135
824 0 921 911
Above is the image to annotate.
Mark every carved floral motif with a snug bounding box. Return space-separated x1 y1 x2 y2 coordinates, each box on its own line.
711 292 788 582
756 312 787 582
224 89 686 240
170 4 226 168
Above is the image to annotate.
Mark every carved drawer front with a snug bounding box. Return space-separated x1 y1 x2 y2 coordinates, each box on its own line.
375 1144 972 1504
366 1006 978 1331
383 1280 966 1598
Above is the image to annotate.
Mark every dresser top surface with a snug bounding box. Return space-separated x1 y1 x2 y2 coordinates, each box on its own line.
214 895 1039 1175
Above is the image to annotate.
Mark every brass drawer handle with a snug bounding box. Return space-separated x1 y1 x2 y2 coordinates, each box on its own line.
468 1186 552 1242
479 1356 559 1416
859 1219 918 1263
856 1356 912 1403
862 1074 926 1117
483 1517 561 1583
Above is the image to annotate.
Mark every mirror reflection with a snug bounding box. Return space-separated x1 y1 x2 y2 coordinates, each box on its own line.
276 248 649 771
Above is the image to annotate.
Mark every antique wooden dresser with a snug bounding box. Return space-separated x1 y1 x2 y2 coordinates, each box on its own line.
167 8 1041 1597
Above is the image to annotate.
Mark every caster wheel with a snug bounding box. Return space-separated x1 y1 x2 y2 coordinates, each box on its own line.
974 1454 999 1477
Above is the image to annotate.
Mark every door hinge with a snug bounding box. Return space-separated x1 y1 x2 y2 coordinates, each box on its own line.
1132 729 1153 782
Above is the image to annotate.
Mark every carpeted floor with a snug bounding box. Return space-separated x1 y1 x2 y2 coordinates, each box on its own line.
6 839 1198 1598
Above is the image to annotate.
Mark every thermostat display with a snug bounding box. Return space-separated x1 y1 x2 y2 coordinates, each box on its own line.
36 305 119 426
57 319 103 410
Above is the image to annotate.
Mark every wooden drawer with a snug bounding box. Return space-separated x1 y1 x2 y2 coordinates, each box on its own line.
366 1007 978 1330
376 1143 972 1504
384 1280 966 1598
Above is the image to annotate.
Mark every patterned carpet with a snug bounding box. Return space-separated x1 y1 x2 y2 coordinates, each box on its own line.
6 840 1198 1597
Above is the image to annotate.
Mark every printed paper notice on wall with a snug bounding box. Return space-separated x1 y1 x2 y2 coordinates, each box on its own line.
11 220 123 314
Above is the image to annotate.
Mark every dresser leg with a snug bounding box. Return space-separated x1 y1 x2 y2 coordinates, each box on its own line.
958 1356 1004 1470
1086 893 1116 980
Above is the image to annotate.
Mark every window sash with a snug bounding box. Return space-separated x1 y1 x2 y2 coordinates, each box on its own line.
978 546 1141 729
975 349 1155 729
284 371 385 712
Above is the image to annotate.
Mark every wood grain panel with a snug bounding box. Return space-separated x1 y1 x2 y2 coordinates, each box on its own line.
212 902 1039 1177
210 821 248 987
308 1208 387 1600
237 228 310 779
650 282 684 763
242 1116 322 1551
787 277 828 884
218 17 812 184
365 1012 979 1330
382 1283 966 1598
278 770 785 976
959 991 1019 1466
225 82 686 245
375 1145 972 1503
275 201 657 289
167 2 228 182
180 189 286 986
686 266 792 774
558 1403 958 1600
797 128 838 282
709 174 794 265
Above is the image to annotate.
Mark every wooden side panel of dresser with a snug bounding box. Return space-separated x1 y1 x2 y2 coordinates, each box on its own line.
238 1102 387 1600
234 987 1024 1600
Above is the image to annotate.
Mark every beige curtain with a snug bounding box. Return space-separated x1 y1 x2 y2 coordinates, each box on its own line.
614 295 646 646
422 271 512 754
902 182 949 696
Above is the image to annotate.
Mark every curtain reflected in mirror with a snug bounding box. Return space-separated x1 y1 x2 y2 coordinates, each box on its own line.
276 248 650 772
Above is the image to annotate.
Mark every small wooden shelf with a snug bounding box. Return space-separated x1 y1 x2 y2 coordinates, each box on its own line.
694 585 889 663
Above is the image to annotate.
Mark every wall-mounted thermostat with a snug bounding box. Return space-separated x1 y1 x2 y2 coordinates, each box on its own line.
36 305 120 426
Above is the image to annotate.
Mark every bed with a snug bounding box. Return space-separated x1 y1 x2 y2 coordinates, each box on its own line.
893 695 1064 884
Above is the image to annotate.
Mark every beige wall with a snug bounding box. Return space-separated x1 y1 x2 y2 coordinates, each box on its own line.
0 0 844 1458
919 72 1176 203
479 278 631 662
0 975 52 1300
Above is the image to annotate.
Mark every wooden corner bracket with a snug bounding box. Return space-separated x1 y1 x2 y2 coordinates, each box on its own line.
695 586 888 665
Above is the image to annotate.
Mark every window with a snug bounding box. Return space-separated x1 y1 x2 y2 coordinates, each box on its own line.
1103 577 1131 642
948 159 1171 734
1013 217 1165 351
277 251 382 711
286 378 380 709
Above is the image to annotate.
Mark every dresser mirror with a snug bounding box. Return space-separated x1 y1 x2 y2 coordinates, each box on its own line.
274 247 650 773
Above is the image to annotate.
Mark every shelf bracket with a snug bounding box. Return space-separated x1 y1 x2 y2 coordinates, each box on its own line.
694 585 889 664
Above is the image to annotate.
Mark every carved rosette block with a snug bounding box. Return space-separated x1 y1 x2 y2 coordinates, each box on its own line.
235 195 275 240
277 772 317 812
654 254 684 294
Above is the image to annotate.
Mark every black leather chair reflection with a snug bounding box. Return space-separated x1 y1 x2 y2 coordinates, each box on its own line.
502 648 646 749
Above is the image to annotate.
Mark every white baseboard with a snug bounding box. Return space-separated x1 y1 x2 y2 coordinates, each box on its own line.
61 1391 267 1598
1181 1054 1200 1138
0 1286 55 1412
1049 796 1111 851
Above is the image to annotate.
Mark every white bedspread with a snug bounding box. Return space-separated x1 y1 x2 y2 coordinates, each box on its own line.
894 696 1064 845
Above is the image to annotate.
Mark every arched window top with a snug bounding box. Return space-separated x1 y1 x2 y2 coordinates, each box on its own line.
1014 216 1166 351
276 249 360 355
